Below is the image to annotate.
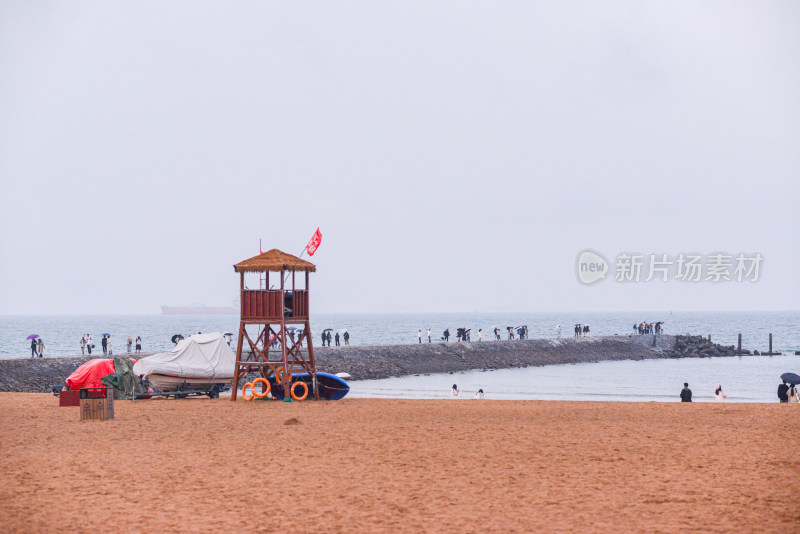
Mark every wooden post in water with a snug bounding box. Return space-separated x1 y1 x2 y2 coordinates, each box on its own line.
769 333 773 355
737 333 742 355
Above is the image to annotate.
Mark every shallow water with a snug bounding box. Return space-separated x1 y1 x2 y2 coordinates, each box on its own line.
349 355 800 403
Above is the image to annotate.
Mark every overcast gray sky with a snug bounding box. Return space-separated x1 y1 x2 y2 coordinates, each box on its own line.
1 1 798 315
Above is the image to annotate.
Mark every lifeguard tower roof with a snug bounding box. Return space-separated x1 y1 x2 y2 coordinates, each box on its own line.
233 249 316 273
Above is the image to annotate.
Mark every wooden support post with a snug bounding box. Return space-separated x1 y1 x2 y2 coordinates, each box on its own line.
769 333 773 355
281 269 290 400
737 334 742 355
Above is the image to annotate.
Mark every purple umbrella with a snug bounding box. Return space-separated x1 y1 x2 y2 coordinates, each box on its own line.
26 334 39 340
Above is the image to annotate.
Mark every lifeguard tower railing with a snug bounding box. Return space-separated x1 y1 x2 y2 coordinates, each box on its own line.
240 289 309 320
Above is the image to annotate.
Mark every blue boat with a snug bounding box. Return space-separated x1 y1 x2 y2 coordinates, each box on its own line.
268 372 349 401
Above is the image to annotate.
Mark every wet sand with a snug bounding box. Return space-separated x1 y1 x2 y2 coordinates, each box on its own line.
1 394 798 533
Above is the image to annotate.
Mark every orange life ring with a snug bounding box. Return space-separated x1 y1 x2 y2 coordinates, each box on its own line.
242 382 254 401
291 381 309 401
252 377 270 398
275 369 293 384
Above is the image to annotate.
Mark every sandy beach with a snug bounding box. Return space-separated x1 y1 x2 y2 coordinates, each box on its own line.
1 394 798 533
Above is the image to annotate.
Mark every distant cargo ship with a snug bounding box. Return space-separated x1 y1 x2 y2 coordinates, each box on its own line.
161 304 238 315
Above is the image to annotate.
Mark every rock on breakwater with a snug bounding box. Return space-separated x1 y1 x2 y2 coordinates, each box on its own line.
0 335 747 392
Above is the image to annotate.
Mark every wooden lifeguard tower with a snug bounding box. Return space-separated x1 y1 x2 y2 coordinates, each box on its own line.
231 249 318 401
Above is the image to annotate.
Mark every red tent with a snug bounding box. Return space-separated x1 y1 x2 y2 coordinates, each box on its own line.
65 359 117 391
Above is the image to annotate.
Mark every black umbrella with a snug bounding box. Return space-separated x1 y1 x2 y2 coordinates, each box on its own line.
223 332 234 336
323 328 333 332
781 372 800 384
171 334 184 344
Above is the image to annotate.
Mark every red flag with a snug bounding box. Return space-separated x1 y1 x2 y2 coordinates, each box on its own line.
306 228 322 256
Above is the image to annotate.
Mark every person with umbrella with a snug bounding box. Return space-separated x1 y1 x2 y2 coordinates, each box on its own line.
778 379 790 403
28 335 38 358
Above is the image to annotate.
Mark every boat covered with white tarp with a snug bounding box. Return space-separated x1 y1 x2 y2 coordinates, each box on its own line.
132 332 235 392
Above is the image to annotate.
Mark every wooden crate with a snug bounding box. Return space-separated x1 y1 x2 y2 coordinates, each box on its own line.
79 388 114 421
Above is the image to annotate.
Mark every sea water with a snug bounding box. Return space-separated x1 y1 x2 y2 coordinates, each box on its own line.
1 310 798 358
348 354 799 403
2 311 798 403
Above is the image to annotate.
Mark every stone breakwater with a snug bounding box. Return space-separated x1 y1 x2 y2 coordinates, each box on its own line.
0 335 749 392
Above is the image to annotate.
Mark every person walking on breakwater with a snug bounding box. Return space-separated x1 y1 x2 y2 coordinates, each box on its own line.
443 328 450 342
680 383 692 402
101 335 108 355
714 385 727 402
321 332 326 347
474 389 484 399
344 331 350 345
477 329 483 342
107 338 113 356
494 327 500 341
135 336 141 354
451 384 459 398
127 335 133 354
30 338 37 358
427 328 431 343
557 325 561 338
80 336 86 356
86 334 93 355
37 338 44 358
326 331 332 347
335 332 340 346
418 330 422 344
778 380 790 403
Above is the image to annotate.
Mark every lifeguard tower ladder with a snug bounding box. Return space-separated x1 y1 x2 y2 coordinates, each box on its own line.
231 249 318 401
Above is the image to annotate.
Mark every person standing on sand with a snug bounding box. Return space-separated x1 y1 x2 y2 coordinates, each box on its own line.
335 332 340 346
37 338 44 358
443 329 449 342
778 380 789 403
135 336 141 354
680 383 692 402
451 384 459 398
127 336 133 354
107 338 113 356
714 385 727 402
344 331 350 345
557 325 561 338
321 332 326 347
30 338 37 358
477 329 483 342
86 334 93 355
418 330 422 344
80 336 86 356
326 331 332 347
788 384 799 403
101 335 108 355
427 328 431 343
